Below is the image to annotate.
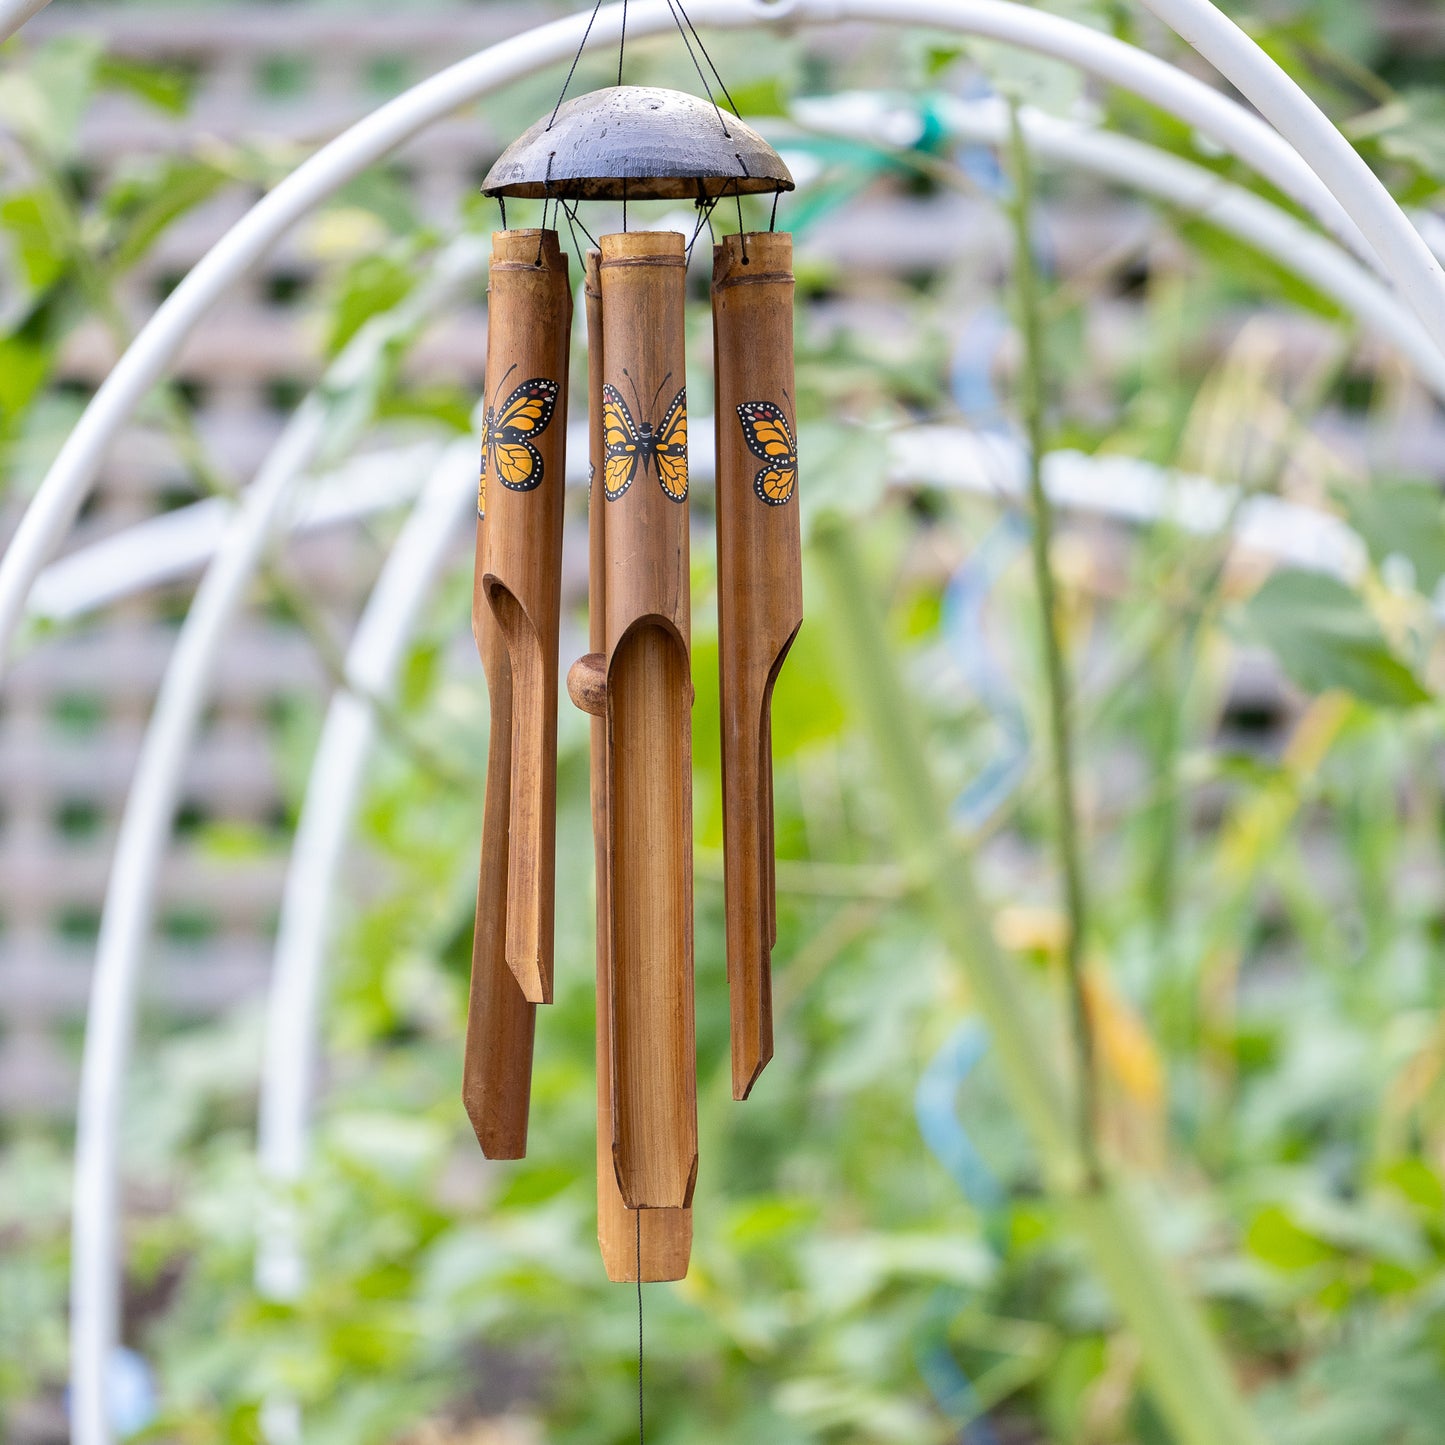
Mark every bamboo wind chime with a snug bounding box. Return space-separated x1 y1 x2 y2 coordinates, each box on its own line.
462 63 799 1282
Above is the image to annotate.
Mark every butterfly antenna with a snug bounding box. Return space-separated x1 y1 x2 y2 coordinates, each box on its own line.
649 371 673 416
492 361 519 408
622 367 646 418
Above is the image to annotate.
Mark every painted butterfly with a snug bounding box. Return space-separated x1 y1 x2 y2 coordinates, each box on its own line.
602 369 688 503
737 397 798 506
478 365 559 516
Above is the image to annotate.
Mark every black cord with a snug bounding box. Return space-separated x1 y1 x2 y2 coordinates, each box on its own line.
498 194 507 230
769 185 781 232
664 0 729 136
670 0 742 118
564 198 599 251
685 192 722 264
636 1210 645 1445
622 175 628 233
547 0 606 130
618 0 628 86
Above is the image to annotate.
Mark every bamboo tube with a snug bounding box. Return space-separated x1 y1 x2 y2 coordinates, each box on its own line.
480 229 571 1005
574 250 692 1278
462 436 536 1159
598 230 697 1211
712 232 802 1100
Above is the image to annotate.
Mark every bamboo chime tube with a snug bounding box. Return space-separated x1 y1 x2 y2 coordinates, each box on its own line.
597 230 698 1210
462 317 542 1157
712 232 801 1101
579 250 692 1279
462 581 536 1158
479 230 571 1004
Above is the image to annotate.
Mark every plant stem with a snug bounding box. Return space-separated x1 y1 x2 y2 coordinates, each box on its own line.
811 517 1267 1445
1005 103 1099 1180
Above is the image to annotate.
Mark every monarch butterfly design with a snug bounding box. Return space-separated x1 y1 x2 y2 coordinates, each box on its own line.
477 365 559 515
602 369 688 503
737 395 798 506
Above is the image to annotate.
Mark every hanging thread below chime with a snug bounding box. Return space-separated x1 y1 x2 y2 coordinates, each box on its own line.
463 20 798 1295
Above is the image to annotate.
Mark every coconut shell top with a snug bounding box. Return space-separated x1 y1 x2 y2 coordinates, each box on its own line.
482 85 794 202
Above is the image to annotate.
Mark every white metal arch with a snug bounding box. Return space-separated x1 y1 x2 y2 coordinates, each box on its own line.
3 3 1435 1442
67 241 490 1445
5 0 1432 677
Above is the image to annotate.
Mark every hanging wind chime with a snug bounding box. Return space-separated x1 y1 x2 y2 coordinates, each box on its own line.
462 9 799 1286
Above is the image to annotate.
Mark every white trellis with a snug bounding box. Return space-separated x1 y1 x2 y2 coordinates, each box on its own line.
3 3 1444 1444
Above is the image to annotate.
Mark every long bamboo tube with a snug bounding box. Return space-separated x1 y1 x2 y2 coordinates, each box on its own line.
462 408 536 1159
479 229 571 1004
577 250 691 1279
598 230 697 1211
712 232 801 1100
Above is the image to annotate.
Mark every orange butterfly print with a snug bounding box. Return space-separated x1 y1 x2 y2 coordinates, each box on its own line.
737 396 798 506
478 365 559 516
602 369 688 503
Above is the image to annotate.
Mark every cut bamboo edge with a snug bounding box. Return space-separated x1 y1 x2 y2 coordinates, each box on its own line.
712 232 801 1101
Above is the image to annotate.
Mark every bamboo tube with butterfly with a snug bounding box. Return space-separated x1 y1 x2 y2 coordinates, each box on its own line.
712 231 802 1101
573 249 693 1280
477 229 571 1006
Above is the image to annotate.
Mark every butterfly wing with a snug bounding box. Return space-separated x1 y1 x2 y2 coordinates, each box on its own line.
602 383 642 500
496 378 558 439
738 401 797 505
490 378 557 493
495 439 544 490
753 460 797 506
653 387 689 502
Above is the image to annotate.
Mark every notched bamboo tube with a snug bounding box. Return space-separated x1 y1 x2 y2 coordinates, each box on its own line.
580 250 691 1277
480 229 571 1004
462 461 536 1159
598 231 698 1211
712 232 802 1101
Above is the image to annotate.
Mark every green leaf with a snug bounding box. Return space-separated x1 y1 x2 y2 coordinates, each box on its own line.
103 155 231 270
96 53 194 115
1350 89 1445 183
0 36 102 160
1238 568 1430 708
1341 481 1445 594
0 190 66 292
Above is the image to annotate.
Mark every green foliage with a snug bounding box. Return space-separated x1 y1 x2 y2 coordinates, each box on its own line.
1238 569 1430 707
5 9 1445 1445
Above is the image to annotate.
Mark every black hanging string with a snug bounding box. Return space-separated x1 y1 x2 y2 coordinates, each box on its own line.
498 194 508 230
622 175 628 233
732 177 749 264
564 198 599 251
769 185 782 232
562 198 584 262
635 1210 645 1445
670 0 743 119
664 0 729 136
685 192 723 265
546 0 606 131
618 0 628 86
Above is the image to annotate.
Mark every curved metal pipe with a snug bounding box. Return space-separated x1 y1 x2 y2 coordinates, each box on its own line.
68 242 488 1445
0 0 1391 675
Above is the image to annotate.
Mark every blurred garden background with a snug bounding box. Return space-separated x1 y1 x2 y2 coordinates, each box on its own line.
4 0 1445 1440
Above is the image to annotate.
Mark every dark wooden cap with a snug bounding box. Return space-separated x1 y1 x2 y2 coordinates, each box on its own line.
482 85 794 201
